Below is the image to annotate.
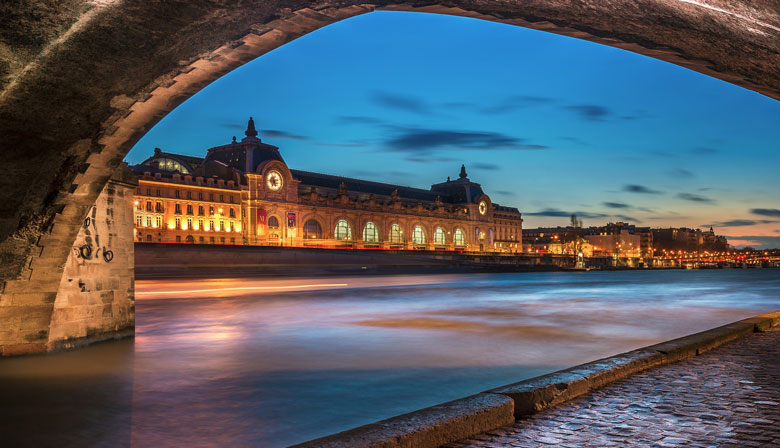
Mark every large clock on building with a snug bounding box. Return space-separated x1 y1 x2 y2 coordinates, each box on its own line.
478 200 487 215
266 170 283 191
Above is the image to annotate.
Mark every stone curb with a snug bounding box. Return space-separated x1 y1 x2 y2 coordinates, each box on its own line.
290 393 514 448
291 310 780 447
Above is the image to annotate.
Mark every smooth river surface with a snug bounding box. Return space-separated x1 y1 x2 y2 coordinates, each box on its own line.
1 270 778 447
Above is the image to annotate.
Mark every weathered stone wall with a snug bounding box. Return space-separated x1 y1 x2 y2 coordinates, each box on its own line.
0 169 136 356
47 176 136 351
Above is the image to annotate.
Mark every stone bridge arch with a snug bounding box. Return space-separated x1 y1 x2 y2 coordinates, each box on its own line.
1 0 779 355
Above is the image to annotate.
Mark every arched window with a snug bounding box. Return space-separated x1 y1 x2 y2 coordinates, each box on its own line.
185 235 195 244
334 219 353 240
454 228 465 247
434 227 446 246
412 225 426 246
303 219 322 239
389 224 403 244
268 216 280 228
363 222 379 242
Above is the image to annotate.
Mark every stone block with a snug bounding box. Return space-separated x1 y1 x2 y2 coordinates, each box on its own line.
8 292 57 306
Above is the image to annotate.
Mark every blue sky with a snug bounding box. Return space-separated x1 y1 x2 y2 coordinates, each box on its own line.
126 11 780 248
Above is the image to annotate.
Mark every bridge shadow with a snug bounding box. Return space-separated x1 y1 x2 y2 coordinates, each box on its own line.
0 339 134 448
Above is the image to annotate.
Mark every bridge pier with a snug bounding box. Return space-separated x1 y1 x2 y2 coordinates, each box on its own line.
0 168 136 356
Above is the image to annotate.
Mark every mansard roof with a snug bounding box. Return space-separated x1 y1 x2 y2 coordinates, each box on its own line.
290 169 442 203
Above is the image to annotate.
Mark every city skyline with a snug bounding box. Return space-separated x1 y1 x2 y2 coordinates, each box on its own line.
125 11 780 248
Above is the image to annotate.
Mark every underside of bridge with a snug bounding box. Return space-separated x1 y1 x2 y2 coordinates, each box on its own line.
1 0 778 355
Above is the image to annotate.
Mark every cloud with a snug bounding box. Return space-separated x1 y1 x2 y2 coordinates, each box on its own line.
603 202 630 209
751 208 780 217
383 127 549 151
668 169 695 178
677 192 715 203
220 122 245 131
623 184 663 194
526 208 606 219
690 146 720 154
560 136 588 146
494 190 515 197
722 235 780 249
706 219 759 227
404 155 457 164
472 162 500 171
482 95 555 114
615 215 639 223
371 92 428 114
261 129 308 140
315 141 369 148
564 104 611 121
337 115 381 125
619 111 654 121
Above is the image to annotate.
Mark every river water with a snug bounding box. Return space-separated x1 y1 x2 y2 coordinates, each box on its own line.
1 270 778 447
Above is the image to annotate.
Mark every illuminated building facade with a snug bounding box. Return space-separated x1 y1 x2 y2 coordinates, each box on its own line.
130 118 523 252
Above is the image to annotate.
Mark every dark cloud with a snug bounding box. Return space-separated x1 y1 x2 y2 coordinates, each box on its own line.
371 92 428 114
384 127 549 151
603 202 630 209
337 115 381 125
526 208 606 219
564 104 611 121
615 215 639 223
260 129 308 140
404 155 457 164
623 184 663 195
560 136 588 146
472 162 500 171
220 122 245 130
722 235 780 249
482 95 555 114
691 146 720 154
315 141 369 148
494 190 515 197
619 111 654 121
751 208 780 217
677 192 715 203
706 219 759 227
668 169 695 178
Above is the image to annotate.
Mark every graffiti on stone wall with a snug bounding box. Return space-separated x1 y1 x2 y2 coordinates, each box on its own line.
72 203 115 264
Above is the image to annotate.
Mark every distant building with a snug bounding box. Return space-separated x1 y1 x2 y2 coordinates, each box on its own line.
129 118 523 252
652 227 728 253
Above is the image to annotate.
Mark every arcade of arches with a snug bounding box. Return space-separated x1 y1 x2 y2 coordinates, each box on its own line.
1 0 778 356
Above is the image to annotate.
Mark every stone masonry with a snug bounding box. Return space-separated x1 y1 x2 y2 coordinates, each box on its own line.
449 326 780 448
0 168 136 356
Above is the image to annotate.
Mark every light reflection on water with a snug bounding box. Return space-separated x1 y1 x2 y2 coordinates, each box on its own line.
1 270 778 447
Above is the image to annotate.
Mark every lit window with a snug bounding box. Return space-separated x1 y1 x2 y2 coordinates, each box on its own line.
303 219 322 239
363 222 379 242
389 224 403 244
268 216 280 228
136 215 143 227
220 221 225 232
198 219 203 230
334 219 352 240
155 216 162 228
146 216 152 227
434 227 446 246
175 217 181 229
453 229 466 247
412 225 426 246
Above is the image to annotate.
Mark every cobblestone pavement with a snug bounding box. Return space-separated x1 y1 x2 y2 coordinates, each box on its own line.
449 327 780 448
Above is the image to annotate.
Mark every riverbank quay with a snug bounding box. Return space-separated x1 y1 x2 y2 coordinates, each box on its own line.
292 311 780 448
135 243 777 279
451 324 780 448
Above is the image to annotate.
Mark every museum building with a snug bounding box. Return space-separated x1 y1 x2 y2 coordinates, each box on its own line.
130 118 523 252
